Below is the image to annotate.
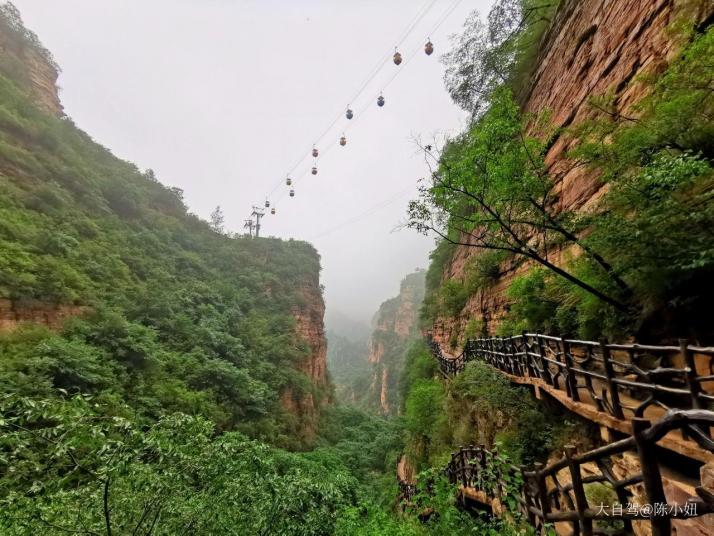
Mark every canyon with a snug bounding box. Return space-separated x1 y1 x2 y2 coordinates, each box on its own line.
367 270 425 414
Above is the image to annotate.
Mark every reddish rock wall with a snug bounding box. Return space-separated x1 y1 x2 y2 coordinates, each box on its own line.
0 298 88 332
281 279 329 442
368 271 425 414
0 14 62 116
431 0 714 347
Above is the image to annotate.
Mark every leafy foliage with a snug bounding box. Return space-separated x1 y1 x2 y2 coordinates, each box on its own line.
0 394 360 535
443 0 560 117
0 55 328 444
327 330 371 404
400 357 592 471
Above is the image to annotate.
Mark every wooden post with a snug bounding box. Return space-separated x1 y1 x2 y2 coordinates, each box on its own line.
506 337 515 374
460 447 468 489
561 337 580 402
632 418 671 536
522 331 534 377
521 465 536 525
600 338 625 419
565 445 592 536
497 337 504 370
478 444 487 490
534 462 550 527
537 336 552 385
681 339 703 410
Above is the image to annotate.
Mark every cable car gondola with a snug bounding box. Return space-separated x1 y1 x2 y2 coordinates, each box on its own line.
312 146 319 158
271 207 276 215
289 189 295 197
312 166 318 175
377 94 385 107
346 107 353 120
393 48 402 65
286 176 292 186
339 135 347 146
424 39 434 56
265 199 270 208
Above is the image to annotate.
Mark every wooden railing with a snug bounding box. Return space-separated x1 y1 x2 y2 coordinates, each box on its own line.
429 334 714 445
423 410 714 535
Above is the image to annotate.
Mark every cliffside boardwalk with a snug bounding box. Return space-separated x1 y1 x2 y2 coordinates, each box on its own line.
409 335 714 535
439 412 714 536
431 334 714 462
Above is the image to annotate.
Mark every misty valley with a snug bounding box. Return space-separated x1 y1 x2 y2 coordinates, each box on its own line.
1 1 714 535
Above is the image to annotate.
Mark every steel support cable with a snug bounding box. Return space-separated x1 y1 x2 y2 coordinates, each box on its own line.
268 0 463 209
309 186 414 240
295 0 438 165
338 0 464 139
258 0 440 204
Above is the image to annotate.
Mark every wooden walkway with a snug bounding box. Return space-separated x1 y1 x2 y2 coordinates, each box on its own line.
431 334 714 463
401 411 714 535
408 335 714 534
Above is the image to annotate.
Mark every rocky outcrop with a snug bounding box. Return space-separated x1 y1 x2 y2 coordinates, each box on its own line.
292 282 328 387
368 271 425 414
0 5 62 116
431 0 714 347
0 298 88 331
281 278 329 443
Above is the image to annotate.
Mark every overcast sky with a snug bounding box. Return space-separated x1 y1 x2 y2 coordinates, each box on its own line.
14 0 492 325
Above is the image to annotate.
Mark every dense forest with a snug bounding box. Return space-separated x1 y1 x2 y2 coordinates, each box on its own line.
0 3 518 534
1 0 713 534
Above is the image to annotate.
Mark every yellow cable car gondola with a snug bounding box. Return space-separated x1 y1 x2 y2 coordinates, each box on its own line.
286 176 292 186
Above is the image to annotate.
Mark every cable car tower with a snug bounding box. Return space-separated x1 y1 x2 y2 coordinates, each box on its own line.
243 219 255 238
250 205 265 237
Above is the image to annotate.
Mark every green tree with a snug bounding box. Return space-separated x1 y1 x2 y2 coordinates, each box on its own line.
408 87 632 313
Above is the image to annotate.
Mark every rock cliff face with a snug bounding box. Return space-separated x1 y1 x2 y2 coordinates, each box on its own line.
281 277 329 443
0 5 62 116
431 0 714 347
368 271 425 414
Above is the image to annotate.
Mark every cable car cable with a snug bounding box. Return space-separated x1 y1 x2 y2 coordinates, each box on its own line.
309 186 414 240
259 0 463 217
258 0 439 204
285 0 437 176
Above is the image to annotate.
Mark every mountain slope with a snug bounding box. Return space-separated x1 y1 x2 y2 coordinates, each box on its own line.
0 6 327 446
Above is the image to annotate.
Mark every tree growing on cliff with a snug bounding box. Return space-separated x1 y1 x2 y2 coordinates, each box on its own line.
443 0 558 117
407 87 633 314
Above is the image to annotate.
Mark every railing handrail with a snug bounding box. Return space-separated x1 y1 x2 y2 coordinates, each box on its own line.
409 409 714 535
429 333 714 426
